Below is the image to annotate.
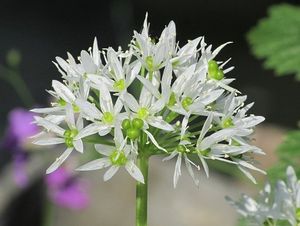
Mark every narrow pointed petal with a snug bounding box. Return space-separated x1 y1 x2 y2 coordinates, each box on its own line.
73 139 84 153
76 158 111 171
46 148 73 174
147 116 174 131
52 80 75 103
33 138 64 145
144 130 167 152
103 165 119 181
81 50 97 73
95 144 114 156
125 161 145 183
34 116 64 136
173 154 182 188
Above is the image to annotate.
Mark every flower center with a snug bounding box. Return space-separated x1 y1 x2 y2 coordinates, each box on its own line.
58 98 66 106
137 107 150 119
102 112 114 124
72 104 80 113
146 56 154 71
207 60 224 81
177 145 186 153
198 149 210 157
168 92 176 107
113 79 125 91
64 129 78 148
222 117 234 128
109 150 127 166
181 97 193 111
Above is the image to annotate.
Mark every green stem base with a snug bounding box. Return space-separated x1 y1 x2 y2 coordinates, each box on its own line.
136 154 149 226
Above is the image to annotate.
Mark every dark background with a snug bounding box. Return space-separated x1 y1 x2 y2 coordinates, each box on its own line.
1 0 300 129
0 0 299 225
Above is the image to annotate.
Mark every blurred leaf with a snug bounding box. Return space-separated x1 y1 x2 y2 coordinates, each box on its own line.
247 4 300 80
268 130 300 184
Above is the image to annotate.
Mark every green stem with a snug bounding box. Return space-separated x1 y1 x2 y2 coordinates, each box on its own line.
136 153 149 226
43 200 54 226
0 65 34 107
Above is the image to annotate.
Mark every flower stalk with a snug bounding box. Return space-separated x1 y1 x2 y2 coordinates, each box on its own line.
136 153 149 226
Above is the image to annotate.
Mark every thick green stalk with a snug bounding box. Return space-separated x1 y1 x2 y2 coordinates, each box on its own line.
136 153 149 226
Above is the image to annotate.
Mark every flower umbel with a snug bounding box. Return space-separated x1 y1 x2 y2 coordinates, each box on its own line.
32 14 265 188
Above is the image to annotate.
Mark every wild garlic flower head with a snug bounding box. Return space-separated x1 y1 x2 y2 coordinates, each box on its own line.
32 14 265 187
227 166 300 226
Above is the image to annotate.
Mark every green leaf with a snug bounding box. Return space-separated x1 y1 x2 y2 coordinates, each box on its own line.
267 130 300 184
247 4 300 80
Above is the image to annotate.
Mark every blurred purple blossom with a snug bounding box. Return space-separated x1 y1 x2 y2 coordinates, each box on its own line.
3 108 38 150
45 167 90 210
1 108 38 187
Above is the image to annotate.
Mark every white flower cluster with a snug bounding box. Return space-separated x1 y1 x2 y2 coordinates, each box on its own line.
227 166 300 226
32 14 265 187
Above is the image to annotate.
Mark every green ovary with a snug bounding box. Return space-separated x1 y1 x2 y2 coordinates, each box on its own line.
113 79 125 91
207 60 224 81
102 112 114 124
58 98 66 106
177 145 186 153
222 117 234 128
168 92 176 107
72 104 80 112
198 149 210 157
137 107 149 119
181 97 193 111
64 129 78 148
146 56 154 71
110 150 127 166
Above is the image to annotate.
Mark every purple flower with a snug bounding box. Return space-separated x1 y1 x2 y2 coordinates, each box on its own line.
1 108 39 187
45 167 90 210
2 108 38 150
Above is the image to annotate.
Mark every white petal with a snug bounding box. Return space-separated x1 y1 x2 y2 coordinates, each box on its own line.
81 50 97 73
235 116 265 129
200 128 237 150
144 130 167 152
147 116 174 131
212 42 233 58
98 124 112 136
162 151 178 161
99 83 113 113
235 159 266 175
34 116 64 136
52 80 75 103
73 139 84 153
92 37 100 66
200 89 224 105
125 161 145 183
122 93 140 112
33 138 64 145
173 154 182 188
107 48 123 80
31 106 63 114
103 165 119 181
238 166 257 184
75 99 102 120
76 158 111 171
198 113 213 144
184 154 199 186
76 123 102 139
136 75 160 99
65 104 75 128
46 148 73 174
95 144 114 156
199 156 209 178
